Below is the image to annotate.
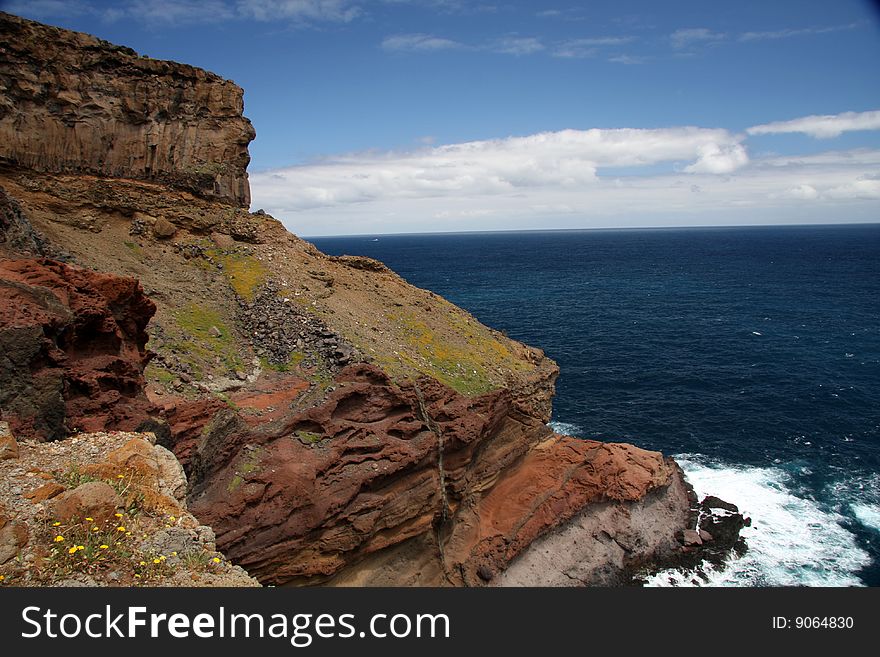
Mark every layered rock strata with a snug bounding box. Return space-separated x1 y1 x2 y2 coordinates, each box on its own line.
0 12 255 206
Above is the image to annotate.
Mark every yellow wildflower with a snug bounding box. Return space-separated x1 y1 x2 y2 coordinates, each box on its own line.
99 545 109 549
52 521 61 527
0 575 5 581
116 526 126 532
139 561 146 566
212 557 221 563
92 527 100 532
54 535 64 542
68 546 78 554
85 517 93 522
171 552 177 557
153 558 161 564
116 474 124 479
169 516 176 522
114 513 123 518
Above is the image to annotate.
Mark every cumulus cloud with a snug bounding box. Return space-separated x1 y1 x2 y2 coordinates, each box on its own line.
747 110 880 139
684 142 749 174
250 127 748 214
253 146 880 236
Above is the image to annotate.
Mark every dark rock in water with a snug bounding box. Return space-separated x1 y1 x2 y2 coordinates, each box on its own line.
701 495 739 514
682 529 703 546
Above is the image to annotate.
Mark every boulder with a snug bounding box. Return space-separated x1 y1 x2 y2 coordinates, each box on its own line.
0 513 29 564
151 217 177 239
682 529 703 546
24 482 66 502
49 481 122 525
0 421 18 460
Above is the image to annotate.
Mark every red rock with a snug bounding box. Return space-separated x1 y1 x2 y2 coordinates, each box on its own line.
0 511 29 564
48 481 122 525
24 482 66 502
0 258 158 441
0 421 19 460
184 364 680 586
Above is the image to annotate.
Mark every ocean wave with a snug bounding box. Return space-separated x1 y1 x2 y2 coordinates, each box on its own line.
548 421 584 438
851 504 880 533
645 454 872 587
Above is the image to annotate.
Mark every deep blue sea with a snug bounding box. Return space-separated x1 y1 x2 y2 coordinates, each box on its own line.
311 225 880 586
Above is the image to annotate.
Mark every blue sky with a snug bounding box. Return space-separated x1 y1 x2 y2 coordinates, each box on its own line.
4 0 880 235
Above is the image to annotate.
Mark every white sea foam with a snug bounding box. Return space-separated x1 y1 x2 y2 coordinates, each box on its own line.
851 504 880 533
644 455 872 587
548 421 584 438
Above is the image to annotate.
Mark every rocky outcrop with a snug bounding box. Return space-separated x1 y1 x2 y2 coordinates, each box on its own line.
0 258 158 441
0 427 259 586
0 186 50 258
0 12 255 207
185 363 691 586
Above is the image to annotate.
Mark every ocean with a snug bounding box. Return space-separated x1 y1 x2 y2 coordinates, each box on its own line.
310 224 880 586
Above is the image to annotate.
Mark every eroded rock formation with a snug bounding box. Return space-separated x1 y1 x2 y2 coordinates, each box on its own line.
0 257 158 441
0 12 255 206
184 363 690 586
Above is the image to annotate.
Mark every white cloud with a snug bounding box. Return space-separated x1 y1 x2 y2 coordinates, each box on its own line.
739 22 860 42
490 36 544 55
381 33 463 51
684 142 749 174
608 54 646 65
783 184 819 200
125 0 236 23
825 177 880 200
553 37 635 58
251 126 880 236
747 110 880 139
3 0 91 18
250 126 749 217
236 0 361 22
670 27 725 49
8 0 363 25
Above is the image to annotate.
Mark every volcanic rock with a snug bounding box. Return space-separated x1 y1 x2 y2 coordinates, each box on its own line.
49 481 122 525
0 258 159 441
0 12 255 207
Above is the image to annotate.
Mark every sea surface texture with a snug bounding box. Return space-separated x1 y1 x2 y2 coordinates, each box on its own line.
311 224 880 586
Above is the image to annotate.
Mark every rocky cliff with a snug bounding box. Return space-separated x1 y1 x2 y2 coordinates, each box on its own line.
0 12 255 207
0 13 742 587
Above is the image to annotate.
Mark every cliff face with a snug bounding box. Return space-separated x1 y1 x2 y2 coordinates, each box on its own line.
0 14 721 587
0 12 255 207
0 257 158 442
